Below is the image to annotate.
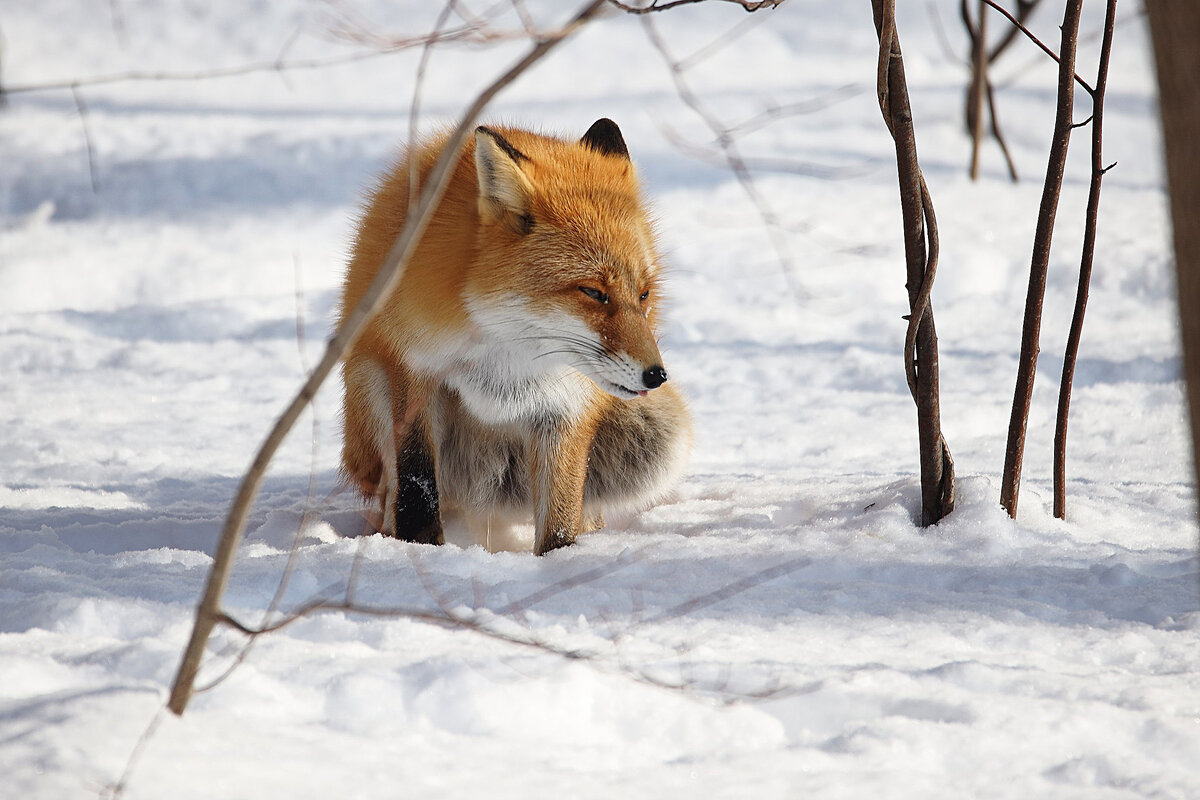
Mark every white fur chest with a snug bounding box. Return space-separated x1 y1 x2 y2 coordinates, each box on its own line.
404 297 596 427
445 342 593 426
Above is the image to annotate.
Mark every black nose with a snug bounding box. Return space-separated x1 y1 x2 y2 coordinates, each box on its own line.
642 365 668 390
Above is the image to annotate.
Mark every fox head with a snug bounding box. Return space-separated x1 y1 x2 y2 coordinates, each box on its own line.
465 119 669 399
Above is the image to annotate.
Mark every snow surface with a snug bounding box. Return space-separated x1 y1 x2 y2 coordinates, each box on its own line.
2 1 1199 798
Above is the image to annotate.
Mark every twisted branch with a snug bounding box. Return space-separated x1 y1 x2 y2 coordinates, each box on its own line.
873 0 955 525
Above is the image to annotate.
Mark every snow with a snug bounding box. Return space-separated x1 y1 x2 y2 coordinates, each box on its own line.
2 1 1198 798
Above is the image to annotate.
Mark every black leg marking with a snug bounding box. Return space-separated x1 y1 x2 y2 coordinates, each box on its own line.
394 425 443 545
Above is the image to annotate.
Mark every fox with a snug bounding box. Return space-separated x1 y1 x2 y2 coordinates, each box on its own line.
338 118 692 556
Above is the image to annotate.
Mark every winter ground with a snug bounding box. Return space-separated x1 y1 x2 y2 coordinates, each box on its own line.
2 1 1198 798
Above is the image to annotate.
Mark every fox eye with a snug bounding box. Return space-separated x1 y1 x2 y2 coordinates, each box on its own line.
579 286 609 304
639 290 650 303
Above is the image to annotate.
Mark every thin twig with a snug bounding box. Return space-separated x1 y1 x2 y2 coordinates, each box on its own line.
987 0 1042 64
676 11 768 71
344 531 373 607
275 29 305 88
928 0 967 67
1054 0 1117 520
3 26 511 95
985 77 1020 181
966 0 988 179
219 600 796 701
962 0 1024 181
641 13 806 301
166 0 608 718
179 260 330 699
980 0 1093 96
511 0 539 36
608 0 785 13
323 0 506 49
213 549 814 703
270 256 325 615
723 84 864 139
101 706 165 800
660 127 867 180
992 5 1142 94
408 0 460 216
70 85 100 194
106 0 129 49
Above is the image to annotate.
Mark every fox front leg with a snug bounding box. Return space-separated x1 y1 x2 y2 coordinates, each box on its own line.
393 421 444 545
531 418 599 556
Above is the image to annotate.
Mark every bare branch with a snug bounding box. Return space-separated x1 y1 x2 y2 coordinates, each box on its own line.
408 0 461 212
962 0 1023 181
675 11 769 70
106 0 129 49
166 0 609 718
987 0 1042 64
210 549 813 703
608 0 786 14
985 78 1020 181
322 1 512 51
928 0 968 67
723 84 864 139
100 706 165 800
1055 0 1117 520
70 85 100 194
966 0 988 179
271 27 305 92
511 0 540 36
660 126 867 180
980 0 1094 96
3 25 515 95
641 14 806 300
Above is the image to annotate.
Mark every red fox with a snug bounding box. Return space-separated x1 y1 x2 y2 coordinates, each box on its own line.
338 119 691 555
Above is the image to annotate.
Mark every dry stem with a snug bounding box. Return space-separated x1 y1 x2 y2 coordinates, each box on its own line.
1055 0 1117 519
166 0 608 717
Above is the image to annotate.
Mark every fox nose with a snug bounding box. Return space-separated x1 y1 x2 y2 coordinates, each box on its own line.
642 365 668 390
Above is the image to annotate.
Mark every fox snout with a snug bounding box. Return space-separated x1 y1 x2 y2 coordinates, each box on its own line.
597 354 668 399
594 306 669 398
618 363 669 398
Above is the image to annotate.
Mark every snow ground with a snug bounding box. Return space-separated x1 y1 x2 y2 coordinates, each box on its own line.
1 1 1198 798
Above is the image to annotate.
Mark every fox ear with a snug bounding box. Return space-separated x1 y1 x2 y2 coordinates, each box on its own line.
474 126 534 233
580 118 630 160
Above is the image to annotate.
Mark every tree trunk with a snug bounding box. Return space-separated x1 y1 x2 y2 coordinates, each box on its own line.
1146 4 1200 536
